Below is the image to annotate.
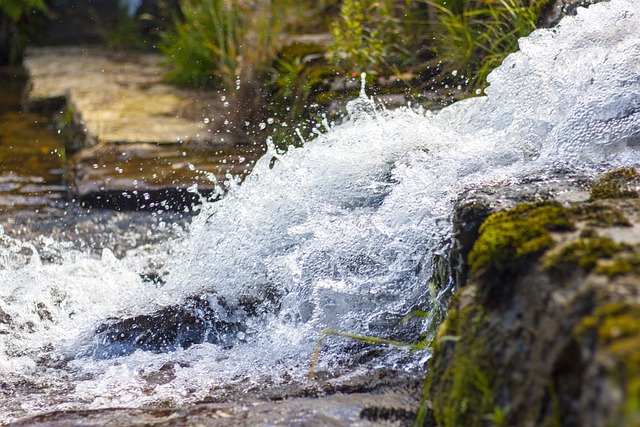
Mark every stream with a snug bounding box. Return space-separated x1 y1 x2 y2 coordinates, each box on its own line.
0 70 66 212
0 0 639 423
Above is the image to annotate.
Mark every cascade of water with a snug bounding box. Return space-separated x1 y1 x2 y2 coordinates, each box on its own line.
0 0 638 421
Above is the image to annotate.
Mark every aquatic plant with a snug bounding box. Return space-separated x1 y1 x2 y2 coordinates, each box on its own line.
160 0 286 89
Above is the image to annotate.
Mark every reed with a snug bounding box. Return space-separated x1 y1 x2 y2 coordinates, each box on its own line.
160 0 286 88
328 0 407 77
420 0 547 89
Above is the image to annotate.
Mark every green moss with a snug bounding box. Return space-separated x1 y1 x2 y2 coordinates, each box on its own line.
570 203 632 228
579 228 598 239
543 237 624 280
468 201 574 284
594 250 640 278
590 167 640 200
574 303 640 426
426 302 498 427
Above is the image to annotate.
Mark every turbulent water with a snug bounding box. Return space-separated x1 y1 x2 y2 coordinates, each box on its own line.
1 0 639 422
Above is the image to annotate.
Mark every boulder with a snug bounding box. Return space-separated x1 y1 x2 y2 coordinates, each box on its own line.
425 168 640 427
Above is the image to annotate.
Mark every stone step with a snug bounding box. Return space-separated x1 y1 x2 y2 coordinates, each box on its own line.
23 47 256 210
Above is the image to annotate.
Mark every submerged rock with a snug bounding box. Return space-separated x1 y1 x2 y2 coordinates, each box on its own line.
90 295 246 358
426 169 640 427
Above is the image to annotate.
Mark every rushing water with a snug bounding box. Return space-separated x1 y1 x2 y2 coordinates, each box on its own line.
1 0 639 422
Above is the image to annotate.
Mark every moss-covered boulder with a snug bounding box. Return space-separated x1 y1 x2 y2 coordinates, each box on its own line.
426 169 640 427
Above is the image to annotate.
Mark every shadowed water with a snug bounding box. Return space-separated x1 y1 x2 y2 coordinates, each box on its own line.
0 70 67 212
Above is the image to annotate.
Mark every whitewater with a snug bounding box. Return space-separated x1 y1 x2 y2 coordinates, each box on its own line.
0 0 639 422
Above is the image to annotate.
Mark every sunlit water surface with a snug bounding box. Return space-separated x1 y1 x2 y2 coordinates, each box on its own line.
1 0 639 422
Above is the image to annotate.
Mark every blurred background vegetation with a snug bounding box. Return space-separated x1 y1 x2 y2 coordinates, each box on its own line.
157 0 550 147
1 0 552 146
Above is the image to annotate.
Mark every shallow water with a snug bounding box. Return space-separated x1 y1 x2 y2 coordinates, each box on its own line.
0 70 67 212
0 0 639 422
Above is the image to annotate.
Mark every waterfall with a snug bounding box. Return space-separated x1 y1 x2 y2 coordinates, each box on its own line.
0 0 638 421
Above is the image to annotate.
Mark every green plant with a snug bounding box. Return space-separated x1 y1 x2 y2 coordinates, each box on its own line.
328 0 407 77
159 0 243 88
102 1 148 51
160 0 286 90
0 0 46 21
0 0 47 65
308 328 430 381
419 0 547 89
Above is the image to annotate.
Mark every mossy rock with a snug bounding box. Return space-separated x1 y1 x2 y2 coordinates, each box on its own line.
543 237 626 281
595 253 640 278
570 202 632 227
575 303 640 427
590 167 640 200
467 201 574 303
427 174 640 427
426 292 499 427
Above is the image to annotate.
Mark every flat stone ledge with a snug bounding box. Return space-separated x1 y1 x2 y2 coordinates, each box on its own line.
22 47 260 210
8 390 419 427
24 47 222 147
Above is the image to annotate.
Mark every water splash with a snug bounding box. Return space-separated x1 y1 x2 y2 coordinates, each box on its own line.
0 0 639 422
345 72 377 121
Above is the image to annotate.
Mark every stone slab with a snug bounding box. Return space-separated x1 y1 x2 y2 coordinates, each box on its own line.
24 47 220 147
21 47 263 209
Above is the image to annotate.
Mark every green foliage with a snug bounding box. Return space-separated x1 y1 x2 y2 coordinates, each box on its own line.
159 0 242 88
160 0 286 90
419 0 547 89
328 0 406 76
0 0 47 22
102 1 148 51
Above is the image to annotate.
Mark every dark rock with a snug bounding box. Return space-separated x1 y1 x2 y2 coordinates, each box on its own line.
90 295 245 359
69 142 263 211
539 0 605 28
426 169 640 427
0 306 11 325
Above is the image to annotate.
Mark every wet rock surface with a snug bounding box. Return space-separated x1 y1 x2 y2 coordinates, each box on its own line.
427 168 640 426
90 295 246 359
0 69 67 212
23 47 264 210
9 389 419 427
